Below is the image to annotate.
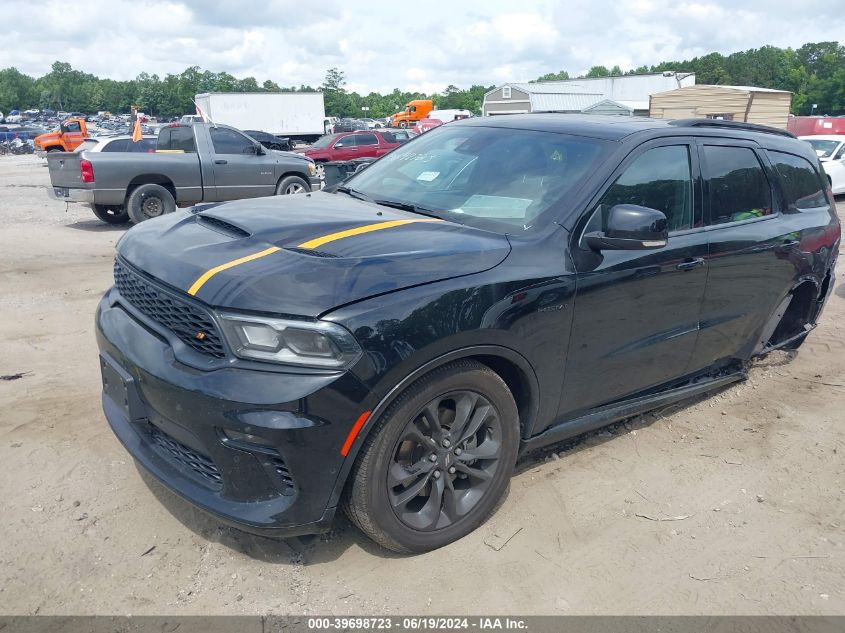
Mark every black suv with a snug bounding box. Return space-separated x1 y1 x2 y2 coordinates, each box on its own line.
96 115 839 553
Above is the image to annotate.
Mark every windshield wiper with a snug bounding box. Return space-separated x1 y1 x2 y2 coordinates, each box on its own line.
335 185 373 203
374 199 445 221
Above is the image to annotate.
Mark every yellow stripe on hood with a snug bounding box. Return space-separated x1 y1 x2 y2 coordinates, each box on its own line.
186 218 442 296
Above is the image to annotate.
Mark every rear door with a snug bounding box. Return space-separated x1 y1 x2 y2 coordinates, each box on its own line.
208 127 276 201
355 133 381 158
561 139 709 418
688 140 799 370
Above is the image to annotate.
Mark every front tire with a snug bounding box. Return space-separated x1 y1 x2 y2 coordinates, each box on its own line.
275 175 309 195
92 204 130 224
344 360 519 553
126 183 176 224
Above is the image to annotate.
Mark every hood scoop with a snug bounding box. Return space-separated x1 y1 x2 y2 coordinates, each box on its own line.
284 247 341 258
196 215 250 238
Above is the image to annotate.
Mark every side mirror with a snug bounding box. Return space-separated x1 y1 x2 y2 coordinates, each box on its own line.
585 204 668 251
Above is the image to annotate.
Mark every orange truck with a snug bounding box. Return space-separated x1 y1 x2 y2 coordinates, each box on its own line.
34 117 89 155
391 99 433 128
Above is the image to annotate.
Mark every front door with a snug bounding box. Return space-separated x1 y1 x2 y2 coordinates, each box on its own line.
61 120 85 150
331 135 359 161
209 127 276 200
560 140 708 419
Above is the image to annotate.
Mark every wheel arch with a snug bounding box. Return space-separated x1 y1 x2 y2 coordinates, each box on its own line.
276 170 311 189
327 345 540 508
125 175 177 203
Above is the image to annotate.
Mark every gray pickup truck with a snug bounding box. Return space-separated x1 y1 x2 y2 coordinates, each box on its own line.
46 122 320 224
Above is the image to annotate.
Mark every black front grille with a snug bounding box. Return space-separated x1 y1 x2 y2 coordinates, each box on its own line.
150 425 222 488
114 259 226 358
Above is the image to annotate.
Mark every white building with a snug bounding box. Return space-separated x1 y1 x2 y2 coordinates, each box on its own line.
482 72 696 117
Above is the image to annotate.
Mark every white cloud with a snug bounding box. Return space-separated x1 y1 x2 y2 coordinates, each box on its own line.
0 0 842 93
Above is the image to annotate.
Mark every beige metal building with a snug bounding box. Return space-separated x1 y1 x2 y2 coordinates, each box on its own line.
649 85 792 129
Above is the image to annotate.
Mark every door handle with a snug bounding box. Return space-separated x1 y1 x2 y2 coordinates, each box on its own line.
676 257 705 271
775 239 800 254
214 159 228 165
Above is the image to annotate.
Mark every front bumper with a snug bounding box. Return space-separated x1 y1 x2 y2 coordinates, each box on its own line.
96 288 374 537
46 186 94 204
308 175 322 190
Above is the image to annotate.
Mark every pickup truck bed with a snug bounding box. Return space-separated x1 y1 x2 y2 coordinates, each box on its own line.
46 122 319 224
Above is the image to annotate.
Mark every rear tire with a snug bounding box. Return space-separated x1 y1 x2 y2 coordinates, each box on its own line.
92 204 129 224
343 360 519 553
46 147 63 153
275 175 309 195
126 183 176 224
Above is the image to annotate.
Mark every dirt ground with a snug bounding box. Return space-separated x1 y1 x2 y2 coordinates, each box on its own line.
0 154 843 616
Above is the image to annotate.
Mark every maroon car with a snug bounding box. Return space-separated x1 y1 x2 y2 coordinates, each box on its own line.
303 130 401 163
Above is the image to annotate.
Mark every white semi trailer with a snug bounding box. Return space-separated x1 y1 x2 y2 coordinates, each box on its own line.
194 92 328 143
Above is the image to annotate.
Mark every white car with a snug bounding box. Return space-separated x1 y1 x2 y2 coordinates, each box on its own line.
74 135 157 153
801 135 845 195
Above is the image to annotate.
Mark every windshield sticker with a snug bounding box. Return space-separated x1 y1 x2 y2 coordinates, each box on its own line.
417 171 440 181
452 195 533 219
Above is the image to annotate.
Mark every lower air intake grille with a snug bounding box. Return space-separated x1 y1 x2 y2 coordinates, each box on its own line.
150 426 222 489
269 455 296 495
114 259 226 359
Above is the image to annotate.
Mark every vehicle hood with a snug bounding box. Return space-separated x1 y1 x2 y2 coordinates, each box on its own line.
116 191 511 317
34 131 59 146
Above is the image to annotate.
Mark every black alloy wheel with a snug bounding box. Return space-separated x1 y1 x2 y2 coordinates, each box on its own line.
343 360 518 553
388 391 503 531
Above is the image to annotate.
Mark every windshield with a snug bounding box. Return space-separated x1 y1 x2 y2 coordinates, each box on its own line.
311 134 340 149
806 139 841 158
344 125 610 232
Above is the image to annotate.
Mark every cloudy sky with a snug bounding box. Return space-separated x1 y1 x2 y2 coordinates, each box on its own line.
2 0 844 94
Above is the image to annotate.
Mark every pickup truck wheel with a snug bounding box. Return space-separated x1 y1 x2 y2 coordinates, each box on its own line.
343 360 519 553
399 121 408 129
126 183 176 224
92 204 130 224
46 147 63 153
275 175 309 195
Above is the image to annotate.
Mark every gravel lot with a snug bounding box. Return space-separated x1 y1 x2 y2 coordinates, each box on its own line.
1 154 843 616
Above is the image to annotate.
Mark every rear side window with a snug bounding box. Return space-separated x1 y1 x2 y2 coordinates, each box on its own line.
356 134 378 147
380 131 397 143
157 127 196 152
703 146 772 225
599 145 694 232
130 138 157 153
767 150 828 211
102 139 130 152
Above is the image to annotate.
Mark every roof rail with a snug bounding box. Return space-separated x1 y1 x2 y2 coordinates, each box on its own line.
669 118 795 138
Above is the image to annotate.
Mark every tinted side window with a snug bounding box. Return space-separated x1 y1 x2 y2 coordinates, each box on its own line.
131 138 157 153
767 150 828 210
63 121 81 133
703 146 771 225
102 139 130 152
380 131 397 143
356 134 378 146
335 135 356 147
599 145 693 232
210 127 254 154
157 127 196 152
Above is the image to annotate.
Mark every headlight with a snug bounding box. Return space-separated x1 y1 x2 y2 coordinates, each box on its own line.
218 314 361 369
307 161 317 176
